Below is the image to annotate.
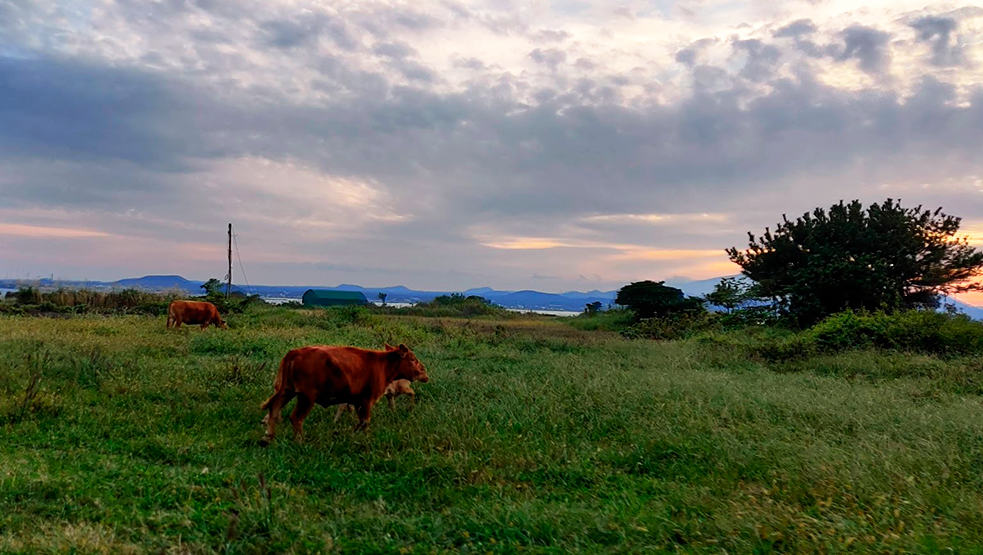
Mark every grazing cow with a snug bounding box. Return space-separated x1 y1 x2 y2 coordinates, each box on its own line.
166 300 227 330
259 343 429 444
334 378 416 422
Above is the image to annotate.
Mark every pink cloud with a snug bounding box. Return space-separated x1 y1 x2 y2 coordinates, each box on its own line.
0 223 111 238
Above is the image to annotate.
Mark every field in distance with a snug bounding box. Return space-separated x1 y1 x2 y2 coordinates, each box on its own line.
2 306 983 552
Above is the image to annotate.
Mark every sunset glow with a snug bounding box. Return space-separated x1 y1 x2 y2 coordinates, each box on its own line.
0 223 110 239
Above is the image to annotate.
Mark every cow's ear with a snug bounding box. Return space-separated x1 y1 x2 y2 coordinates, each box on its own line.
384 343 395 350
398 344 409 357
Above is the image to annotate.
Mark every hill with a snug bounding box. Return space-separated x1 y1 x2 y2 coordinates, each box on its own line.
112 275 202 292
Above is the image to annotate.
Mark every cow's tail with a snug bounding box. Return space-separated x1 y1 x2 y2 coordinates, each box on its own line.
166 303 176 328
260 354 292 410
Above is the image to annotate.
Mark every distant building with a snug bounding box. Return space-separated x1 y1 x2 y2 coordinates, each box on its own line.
301 289 369 307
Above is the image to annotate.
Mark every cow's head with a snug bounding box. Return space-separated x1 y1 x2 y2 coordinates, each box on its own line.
216 316 228 330
392 343 428 383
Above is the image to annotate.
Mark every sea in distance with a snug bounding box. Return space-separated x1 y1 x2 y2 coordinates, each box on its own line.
261 297 580 317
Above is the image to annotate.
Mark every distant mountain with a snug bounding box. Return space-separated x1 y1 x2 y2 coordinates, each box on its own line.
950 299 983 320
113 275 201 292
666 275 739 297
334 284 365 291
463 287 496 296
560 289 616 300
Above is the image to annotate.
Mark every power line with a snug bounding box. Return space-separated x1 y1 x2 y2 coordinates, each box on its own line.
232 232 252 295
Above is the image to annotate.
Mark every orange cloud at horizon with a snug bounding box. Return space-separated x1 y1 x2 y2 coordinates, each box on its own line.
481 236 726 261
581 213 730 225
482 237 576 250
963 225 983 247
670 260 742 280
955 291 983 307
0 223 111 238
608 249 725 261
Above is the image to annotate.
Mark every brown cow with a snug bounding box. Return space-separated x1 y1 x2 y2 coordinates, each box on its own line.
259 343 429 444
334 378 416 422
166 300 227 330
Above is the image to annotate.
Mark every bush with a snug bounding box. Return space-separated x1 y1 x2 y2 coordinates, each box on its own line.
206 294 264 314
751 309 983 361
15 286 41 304
567 309 635 332
4 287 184 315
622 311 718 341
335 305 373 325
808 310 983 356
752 334 817 362
716 305 784 329
379 294 511 318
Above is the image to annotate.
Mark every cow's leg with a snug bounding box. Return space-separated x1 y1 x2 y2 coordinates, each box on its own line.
200 322 208 330
260 391 295 446
166 315 172 329
354 401 374 432
334 404 353 422
290 395 315 442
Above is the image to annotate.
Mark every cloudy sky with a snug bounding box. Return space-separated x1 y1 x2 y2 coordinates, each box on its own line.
2 0 982 294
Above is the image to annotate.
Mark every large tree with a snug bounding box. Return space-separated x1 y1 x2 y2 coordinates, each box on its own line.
726 199 983 324
616 280 702 319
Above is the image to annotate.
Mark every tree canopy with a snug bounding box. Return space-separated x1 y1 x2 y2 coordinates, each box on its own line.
200 278 224 298
704 277 757 312
616 280 702 319
726 199 983 325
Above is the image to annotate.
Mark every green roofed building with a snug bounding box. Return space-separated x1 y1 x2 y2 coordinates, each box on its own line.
301 289 369 307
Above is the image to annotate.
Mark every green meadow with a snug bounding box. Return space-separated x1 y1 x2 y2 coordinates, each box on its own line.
3 306 983 552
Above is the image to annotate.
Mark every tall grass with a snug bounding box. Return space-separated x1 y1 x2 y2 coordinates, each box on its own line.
1 287 183 315
2 307 983 551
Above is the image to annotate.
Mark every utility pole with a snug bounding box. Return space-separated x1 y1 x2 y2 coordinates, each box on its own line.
226 223 232 298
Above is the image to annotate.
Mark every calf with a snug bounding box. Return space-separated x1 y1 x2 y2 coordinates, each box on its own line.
259 343 429 444
334 378 416 422
166 300 227 330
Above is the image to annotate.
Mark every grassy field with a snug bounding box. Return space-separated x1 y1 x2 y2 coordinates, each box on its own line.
2 307 983 552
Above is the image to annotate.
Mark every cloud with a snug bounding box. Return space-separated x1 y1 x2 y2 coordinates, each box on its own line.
838 25 892 74
581 213 730 225
0 57 206 168
479 236 723 260
533 29 570 42
675 38 717 67
909 16 966 67
675 48 698 66
774 19 817 38
373 41 417 59
732 39 782 82
0 223 111 238
1 1 982 290
260 12 359 50
452 56 487 70
529 48 567 70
